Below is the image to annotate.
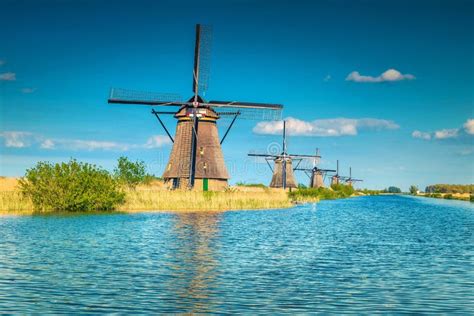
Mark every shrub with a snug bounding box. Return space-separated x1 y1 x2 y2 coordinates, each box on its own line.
19 159 125 212
289 184 355 202
444 194 453 200
114 156 150 189
387 186 402 193
409 185 418 195
235 182 267 188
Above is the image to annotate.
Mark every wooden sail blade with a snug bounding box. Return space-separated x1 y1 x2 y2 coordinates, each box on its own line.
248 153 280 158
192 24 212 96
208 100 282 110
210 101 282 121
288 154 321 159
108 88 184 106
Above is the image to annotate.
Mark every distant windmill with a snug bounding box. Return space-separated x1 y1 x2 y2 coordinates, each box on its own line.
248 121 319 189
343 167 363 187
330 160 349 186
295 149 336 188
108 24 283 190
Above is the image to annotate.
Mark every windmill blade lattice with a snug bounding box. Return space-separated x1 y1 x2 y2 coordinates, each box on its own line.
109 88 183 106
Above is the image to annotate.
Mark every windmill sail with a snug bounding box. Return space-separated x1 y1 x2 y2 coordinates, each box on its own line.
108 88 183 106
193 24 212 96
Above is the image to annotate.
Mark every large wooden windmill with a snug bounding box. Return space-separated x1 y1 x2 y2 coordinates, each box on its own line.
248 121 319 189
295 149 336 188
108 24 282 190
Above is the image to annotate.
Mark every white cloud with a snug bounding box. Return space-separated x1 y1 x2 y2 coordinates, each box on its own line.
323 75 331 82
21 87 37 94
40 139 55 149
0 60 4 66
144 135 172 149
253 117 399 137
0 131 172 151
61 140 130 151
0 131 33 148
463 118 474 135
434 128 459 139
346 68 415 83
458 148 474 156
0 72 16 81
412 130 432 140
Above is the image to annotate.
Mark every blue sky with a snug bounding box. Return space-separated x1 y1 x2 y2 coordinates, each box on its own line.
1 0 473 190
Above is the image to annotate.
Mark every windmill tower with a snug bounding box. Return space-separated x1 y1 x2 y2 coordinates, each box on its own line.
108 24 282 190
295 149 336 188
330 160 346 186
248 121 319 189
343 167 363 187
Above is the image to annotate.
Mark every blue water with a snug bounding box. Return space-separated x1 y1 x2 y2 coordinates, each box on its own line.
0 195 473 313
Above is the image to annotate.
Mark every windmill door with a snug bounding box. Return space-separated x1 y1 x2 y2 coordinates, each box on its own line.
203 178 209 191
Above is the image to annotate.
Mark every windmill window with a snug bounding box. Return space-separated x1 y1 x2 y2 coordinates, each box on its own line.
203 162 208 170
167 163 172 171
199 147 204 156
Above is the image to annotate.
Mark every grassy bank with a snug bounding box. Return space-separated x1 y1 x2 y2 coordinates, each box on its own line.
288 184 356 202
416 192 472 202
121 188 291 212
0 178 291 214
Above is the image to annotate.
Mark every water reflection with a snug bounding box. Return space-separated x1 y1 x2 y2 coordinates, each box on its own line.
168 212 222 313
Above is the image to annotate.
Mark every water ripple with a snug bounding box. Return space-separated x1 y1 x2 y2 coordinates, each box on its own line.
0 196 473 313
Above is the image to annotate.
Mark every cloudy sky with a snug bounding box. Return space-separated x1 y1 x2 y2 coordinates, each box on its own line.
1 0 473 190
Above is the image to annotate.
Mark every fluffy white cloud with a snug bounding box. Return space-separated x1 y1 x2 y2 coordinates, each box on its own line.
253 117 399 137
144 135 172 149
0 72 16 81
412 130 432 140
463 119 474 135
21 88 37 94
60 140 131 151
434 128 459 139
346 68 415 83
0 131 171 151
40 139 55 149
412 119 474 141
0 131 33 148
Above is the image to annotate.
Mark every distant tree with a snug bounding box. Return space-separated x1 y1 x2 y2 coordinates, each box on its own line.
425 184 473 194
387 186 402 194
298 183 307 189
114 156 150 189
409 185 418 195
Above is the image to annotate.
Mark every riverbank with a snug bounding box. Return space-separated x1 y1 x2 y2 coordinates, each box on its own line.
415 192 472 202
1 177 372 215
0 177 292 215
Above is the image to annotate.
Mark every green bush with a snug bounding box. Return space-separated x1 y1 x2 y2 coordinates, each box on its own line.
19 159 125 212
358 189 381 195
425 184 474 194
235 182 267 188
289 184 355 202
114 156 150 189
386 186 402 193
409 185 418 195
444 194 453 200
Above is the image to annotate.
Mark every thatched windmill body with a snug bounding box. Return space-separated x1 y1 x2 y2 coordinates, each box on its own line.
108 24 282 190
248 121 319 189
